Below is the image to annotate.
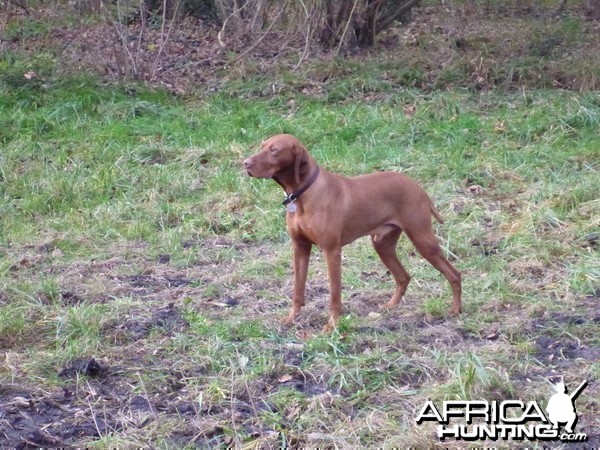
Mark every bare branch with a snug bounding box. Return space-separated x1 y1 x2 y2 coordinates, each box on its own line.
377 0 421 34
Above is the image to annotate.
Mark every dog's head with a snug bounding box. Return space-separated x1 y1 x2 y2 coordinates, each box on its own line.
244 134 309 186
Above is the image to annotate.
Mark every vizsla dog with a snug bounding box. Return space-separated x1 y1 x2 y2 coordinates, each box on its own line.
244 134 461 332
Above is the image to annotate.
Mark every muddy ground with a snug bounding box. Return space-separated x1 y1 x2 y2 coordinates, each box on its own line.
1 234 599 448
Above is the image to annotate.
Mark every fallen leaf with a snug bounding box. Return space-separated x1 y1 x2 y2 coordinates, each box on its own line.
404 104 416 117
278 374 294 383
494 121 506 133
284 342 304 350
469 184 485 195
295 330 312 341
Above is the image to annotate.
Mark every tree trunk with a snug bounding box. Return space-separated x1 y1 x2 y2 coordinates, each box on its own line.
320 0 337 47
320 0 355 47
320 0 421 48
354 0 382 47
376 0 421 35
584 0 600 19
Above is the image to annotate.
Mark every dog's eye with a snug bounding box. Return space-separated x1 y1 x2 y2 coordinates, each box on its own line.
270 146 280 153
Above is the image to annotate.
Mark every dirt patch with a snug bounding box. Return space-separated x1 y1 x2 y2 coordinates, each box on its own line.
58 290 85 306
530 306 600 367
111 302 189 342
117 272 201 290
414 319 476 350
58 357 108 378
534 335 600 363
274 371 330 398
0 384 122 449
0 350 255 448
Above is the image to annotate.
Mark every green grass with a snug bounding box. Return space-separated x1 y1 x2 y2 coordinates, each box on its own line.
0 71 599 447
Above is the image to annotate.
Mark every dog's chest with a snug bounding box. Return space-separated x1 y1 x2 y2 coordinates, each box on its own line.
286 211 320 244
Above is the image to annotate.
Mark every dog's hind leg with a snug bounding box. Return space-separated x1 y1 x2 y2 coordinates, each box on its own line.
371 227 411 309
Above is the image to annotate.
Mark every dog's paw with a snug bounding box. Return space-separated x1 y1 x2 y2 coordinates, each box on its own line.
449 306 462 316
281 315 295 326
379 295 402 310
322 323 334 333
322 318 339 334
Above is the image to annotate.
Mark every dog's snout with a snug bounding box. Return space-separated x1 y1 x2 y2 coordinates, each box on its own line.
243 158 253 169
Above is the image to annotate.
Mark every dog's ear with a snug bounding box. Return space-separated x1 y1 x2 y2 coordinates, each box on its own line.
293 143 308 186
261 136 279 154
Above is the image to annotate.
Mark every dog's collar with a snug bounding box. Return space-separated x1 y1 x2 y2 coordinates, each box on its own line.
274 166 320 206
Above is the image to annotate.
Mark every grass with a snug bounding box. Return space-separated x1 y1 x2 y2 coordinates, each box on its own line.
0 67 599 447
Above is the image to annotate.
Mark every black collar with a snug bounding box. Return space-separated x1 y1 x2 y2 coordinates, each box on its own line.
274 166 320 206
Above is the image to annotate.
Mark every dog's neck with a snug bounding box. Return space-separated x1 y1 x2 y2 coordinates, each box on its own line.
279 166 320 207
273 158 319 204
273 156 317 194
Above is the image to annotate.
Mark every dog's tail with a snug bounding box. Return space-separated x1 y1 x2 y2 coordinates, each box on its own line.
430 202 444 224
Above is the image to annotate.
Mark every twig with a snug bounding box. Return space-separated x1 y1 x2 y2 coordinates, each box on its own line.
135 0 146 74
218 4 245 47
293 0 312 71
5 0 30 15
232 0 289 64
86 381 104 439
103 0 138 78
150 0 182 79
328 0 360 76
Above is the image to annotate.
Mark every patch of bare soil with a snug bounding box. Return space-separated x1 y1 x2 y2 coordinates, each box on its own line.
0 368 121 448
9 370 328 449
534 335 600 362
114 302 189 342
531 301 600 365
1 359 252 448
1 339 314 448
0 237 287 447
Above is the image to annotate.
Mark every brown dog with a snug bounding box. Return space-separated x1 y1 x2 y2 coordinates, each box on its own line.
244 134 461 331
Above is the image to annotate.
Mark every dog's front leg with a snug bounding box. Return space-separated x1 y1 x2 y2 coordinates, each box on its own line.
323 246 343 333
283 239 312 325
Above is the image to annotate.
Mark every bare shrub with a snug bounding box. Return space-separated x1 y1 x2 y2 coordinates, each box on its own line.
320 0 421 47
73 0 102 14
103 0 183 80
213 0 422 50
